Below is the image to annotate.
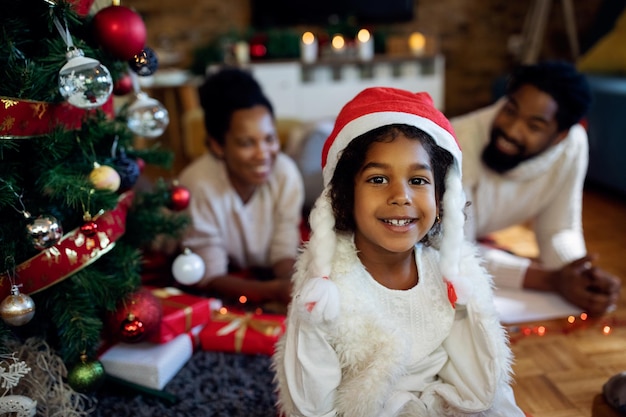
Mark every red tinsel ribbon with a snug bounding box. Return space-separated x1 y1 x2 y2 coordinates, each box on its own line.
0 191 134 299
0 96 113 139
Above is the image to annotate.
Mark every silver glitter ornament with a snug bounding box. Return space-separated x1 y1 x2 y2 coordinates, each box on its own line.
25 214 63 250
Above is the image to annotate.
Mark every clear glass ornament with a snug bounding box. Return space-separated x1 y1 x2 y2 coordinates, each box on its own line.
127 92 170 138
58 48 113 109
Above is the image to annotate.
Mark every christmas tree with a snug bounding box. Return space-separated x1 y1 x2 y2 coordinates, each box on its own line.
0 0 188 408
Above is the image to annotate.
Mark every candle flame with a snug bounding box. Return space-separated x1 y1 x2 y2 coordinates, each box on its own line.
332 35 345 50
409 32 426 51
357 29 371 43
302 31 315 45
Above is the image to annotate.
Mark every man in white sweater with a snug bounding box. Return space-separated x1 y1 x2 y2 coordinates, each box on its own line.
451 61 620 316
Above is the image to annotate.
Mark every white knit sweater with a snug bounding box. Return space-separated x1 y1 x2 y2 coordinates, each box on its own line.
451 100 588 289
178 152 304 279
273 235 524 417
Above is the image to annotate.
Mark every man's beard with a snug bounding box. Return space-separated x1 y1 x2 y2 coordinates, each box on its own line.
481 128 527 173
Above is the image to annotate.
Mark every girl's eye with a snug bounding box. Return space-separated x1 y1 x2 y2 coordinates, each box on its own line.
410 177 429 185
367 176 387 184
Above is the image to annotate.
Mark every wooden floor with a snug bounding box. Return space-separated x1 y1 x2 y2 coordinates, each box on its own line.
493 185 626 417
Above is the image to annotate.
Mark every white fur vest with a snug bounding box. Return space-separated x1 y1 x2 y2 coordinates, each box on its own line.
273 236 520 417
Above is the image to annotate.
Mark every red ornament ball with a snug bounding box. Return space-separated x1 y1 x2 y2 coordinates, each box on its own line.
92 5 147 60
80 220 98 237
135 157 146 173
70 0 96 16
113 73 133 96
120 314 145 342
169 184 191 211
108 289 162 343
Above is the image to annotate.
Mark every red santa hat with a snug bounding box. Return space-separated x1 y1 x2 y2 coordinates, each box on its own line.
297 87 469 324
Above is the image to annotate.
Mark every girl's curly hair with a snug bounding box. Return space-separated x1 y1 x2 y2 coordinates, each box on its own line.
329 124 454 245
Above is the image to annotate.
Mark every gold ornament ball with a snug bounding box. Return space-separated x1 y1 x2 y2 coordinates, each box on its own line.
89 164 121 192
68 357 105 393
0 287 35 326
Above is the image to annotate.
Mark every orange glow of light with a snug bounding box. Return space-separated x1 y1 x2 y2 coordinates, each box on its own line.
255 307 263 315
219 307 228 315
302 31 315 45
331 35 345 50
408 32 426 52
357 29 371 43
567 315 576 324
536 326 546 336
522 327 532 336
239 295 248 304
603 325 612 335
580 312 588 321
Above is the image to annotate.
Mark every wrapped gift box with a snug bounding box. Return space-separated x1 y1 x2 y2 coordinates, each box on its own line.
148 286 221 344
99 328 200 390
199 309 285 355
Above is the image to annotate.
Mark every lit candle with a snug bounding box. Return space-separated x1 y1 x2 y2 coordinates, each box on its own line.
300 31 318 63
409 32 426 56
331 34 345 55
234 41 249 65
357 29 374 61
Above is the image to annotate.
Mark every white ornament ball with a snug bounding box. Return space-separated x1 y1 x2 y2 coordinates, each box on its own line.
59 49 113 109
127 92 170 138
0 394 37 417
172 248 205 286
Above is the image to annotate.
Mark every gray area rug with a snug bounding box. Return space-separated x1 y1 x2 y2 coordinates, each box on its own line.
94 351 278 417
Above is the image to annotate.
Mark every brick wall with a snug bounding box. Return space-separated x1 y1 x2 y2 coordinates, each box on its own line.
123 0 603 117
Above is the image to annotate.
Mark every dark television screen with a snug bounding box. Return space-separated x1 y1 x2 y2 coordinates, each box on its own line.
251 0 414 28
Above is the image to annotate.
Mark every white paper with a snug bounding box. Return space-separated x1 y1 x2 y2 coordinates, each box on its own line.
494 287 583 324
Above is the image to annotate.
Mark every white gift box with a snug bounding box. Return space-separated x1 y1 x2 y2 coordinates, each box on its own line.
100 327 201 390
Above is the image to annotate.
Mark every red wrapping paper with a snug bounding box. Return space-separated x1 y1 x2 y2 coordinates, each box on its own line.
199 309 285 355
147 287 216 344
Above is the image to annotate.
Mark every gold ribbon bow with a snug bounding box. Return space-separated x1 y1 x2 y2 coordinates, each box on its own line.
213 311 283 353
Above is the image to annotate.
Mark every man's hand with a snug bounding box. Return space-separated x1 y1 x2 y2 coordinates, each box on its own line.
554 255 621 317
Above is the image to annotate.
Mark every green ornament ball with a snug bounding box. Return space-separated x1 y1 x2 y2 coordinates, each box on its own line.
68 356 105 393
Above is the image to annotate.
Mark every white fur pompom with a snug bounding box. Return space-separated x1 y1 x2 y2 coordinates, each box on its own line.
296 276 340 324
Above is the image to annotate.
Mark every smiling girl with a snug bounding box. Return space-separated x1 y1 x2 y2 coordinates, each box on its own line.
273 88 524 416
